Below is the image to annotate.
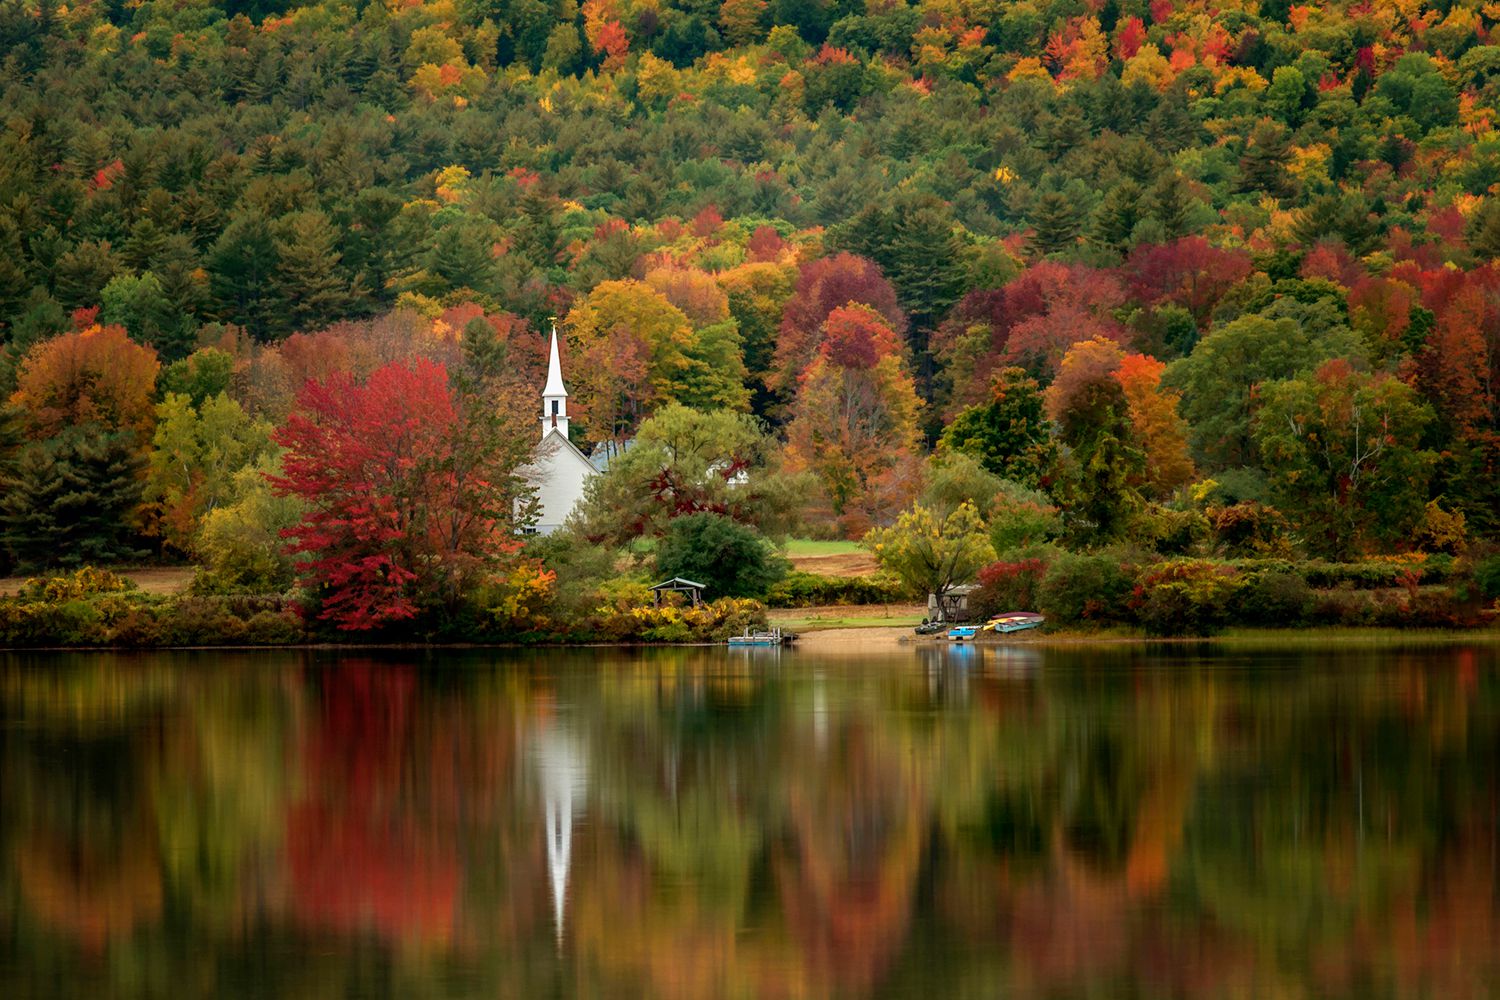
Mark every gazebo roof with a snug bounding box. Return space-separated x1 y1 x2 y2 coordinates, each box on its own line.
649 577 706 591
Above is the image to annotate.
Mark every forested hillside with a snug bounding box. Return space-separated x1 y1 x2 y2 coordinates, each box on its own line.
1 0 1499 628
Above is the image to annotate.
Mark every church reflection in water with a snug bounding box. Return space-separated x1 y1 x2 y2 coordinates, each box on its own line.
3 643 1500 999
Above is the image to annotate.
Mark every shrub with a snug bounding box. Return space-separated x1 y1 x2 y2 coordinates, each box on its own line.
988 480 1063 554
656 513 790 598
1309 587 1479 628
971 558 1049 617
1037 553 1133 625
1207 501 1291 557
764 571 907 607
17 566 136 602
1300 555 1454 589
1475 555 1500 602
1130 560 1243 636
1239 569 1315 626
620 597 768 643
243 609 305 644
1131 504 1209 556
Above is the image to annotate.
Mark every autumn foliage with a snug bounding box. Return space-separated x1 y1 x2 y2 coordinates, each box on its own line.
271 359 533 631
10 324 159 441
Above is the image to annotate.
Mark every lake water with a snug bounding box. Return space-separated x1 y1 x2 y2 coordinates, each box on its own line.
3 641 1499 998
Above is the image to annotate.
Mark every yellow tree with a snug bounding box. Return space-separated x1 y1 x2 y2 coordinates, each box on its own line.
864 502 993 619
564 279 693 437
784 305 923 536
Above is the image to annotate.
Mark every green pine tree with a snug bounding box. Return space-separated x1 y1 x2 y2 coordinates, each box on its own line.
1152 172 1193 240
274 211 355 336
1091 180 1145 256
461 317 509 381
1238 120 1294 198
209 211 279 340
0 427 147 570
1030 191 1084 256
101 270 194 360
887 197 967 336
939 367 1058 490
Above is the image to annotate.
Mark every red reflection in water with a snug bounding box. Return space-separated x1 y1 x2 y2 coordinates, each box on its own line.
285 664 458 944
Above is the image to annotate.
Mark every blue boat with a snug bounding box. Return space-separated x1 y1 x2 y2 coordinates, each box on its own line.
947 625 981 641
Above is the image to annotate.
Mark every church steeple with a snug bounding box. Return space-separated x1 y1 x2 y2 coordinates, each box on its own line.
542 321 569 440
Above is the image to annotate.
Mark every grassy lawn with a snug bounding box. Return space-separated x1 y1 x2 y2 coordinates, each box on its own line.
768 603 926 631
782 538 863 557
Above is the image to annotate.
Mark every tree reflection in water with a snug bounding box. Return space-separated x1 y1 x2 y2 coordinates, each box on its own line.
2 643 1499 998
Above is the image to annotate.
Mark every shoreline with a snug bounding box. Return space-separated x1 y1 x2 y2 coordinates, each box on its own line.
6 623 1500 655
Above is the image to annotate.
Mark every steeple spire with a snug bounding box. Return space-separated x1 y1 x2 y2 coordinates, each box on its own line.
542 321 569 439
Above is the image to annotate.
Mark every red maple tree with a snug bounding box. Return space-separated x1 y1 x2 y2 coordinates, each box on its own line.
271 358 535 631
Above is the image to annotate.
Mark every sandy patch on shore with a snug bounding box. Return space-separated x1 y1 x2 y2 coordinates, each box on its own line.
793 626 912 653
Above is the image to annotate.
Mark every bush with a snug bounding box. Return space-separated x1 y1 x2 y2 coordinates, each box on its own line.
764 571 908 607
1207 501 1291 557
243 609 306 644
1311 587 1480 628
1130 560 1243 636
1238 569 1315 626
1300 555 1454 589
1037 553 1133 626
17 566 136 601
587 597 767 643
971 558 1049 617
1131 505 1208 556
988 481 1063 554
0 586 304 648
1475 555 1500 602
656 513 790 598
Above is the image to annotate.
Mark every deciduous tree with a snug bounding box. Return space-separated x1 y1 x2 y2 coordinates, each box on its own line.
1254 360 1435 558
565 279 694 436
1167 313 1364 469
1113 353 1194 498
773 253 905 400
10 323 159 441
784 305 923 535
1046 338 1145 543
271 358 537 630
574 403 800 544
147 392 276 555
939 367 1056 489
864 503 992 619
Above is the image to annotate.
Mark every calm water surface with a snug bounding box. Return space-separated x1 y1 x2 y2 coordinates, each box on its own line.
3 642 1500 999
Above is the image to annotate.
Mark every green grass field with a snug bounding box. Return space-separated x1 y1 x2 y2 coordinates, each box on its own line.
782 538 864 557
768 607 926 631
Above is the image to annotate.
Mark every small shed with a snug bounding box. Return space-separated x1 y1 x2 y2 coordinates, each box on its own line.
650 577 706 608
928 583 978 623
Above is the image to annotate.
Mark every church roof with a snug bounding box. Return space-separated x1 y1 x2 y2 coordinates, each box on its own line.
535 426 596 472
587 437 635 473
542 324 568 398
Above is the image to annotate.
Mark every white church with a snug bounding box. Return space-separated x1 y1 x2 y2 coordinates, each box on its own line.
521 326 597 534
